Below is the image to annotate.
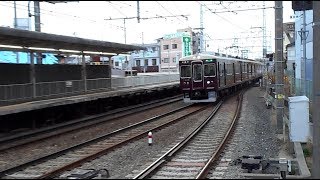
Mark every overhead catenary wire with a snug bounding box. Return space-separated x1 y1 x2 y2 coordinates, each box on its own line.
197 1 249 31
197 1 272 57
206 6 274 14
0 1 125 30
155 1 189 27
107 1 128 18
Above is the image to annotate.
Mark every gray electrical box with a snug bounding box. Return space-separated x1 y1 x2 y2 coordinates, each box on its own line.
288 96 309 142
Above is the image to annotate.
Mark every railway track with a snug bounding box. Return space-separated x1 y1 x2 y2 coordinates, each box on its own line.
131 91 244 179
0 102 211 179
0 95 182 152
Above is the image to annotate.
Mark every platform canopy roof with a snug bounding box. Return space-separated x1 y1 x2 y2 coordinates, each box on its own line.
0 26 146 55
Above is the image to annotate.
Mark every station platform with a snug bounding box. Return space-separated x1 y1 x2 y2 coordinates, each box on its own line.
0 74 179 116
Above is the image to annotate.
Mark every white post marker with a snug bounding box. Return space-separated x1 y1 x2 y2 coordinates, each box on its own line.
148 131 152 146
259 79 262 87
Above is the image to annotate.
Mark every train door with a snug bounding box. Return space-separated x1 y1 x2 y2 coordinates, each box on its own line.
191 61 203 90
218 62 221 87
240 62 242 81
203 62 216 89
247 63 250 79
219 62 225 87
224 63 227 86
233 63 235 83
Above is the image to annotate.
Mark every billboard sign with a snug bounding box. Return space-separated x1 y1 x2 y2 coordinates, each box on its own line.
182 36 192 57
163 32 190 39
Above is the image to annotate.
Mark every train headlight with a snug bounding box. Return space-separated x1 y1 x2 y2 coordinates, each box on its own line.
207 81 210 84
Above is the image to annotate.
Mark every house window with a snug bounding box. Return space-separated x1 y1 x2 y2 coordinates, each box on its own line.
152 59 157 65
164 58 169 63
144 59 148 66
172 44 177 49
172 57 176 63
115 61 119 67
136 60 141 66
163 45 169 50
151 47 157 52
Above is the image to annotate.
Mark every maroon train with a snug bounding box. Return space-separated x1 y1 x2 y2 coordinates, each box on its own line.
179 53 263 103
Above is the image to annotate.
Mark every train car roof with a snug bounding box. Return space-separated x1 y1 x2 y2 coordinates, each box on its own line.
179 53 264 65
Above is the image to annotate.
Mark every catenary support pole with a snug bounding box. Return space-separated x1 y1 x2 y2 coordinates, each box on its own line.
312 1 320 178
275 1 284 134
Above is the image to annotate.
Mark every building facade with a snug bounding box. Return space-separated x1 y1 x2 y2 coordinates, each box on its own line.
158 28 195 72
286 43 296 73
129 43 161 73
283 22 295 74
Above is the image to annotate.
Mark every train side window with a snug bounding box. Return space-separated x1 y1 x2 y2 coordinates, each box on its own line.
220 64 224 76
193 64 202 81
235 62 240 74
226 64 233 75
180 65 191 78
243 63 246 73
204 64 216 77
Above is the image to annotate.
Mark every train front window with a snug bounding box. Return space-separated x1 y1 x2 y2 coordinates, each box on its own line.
180 65 191 78
204 64 216 77
193 64 202 81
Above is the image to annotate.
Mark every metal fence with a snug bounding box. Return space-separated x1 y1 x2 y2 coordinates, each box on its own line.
111 74 179 88
283 75 313 122
289 77 313 99
0 83 33 101
0 74 179 104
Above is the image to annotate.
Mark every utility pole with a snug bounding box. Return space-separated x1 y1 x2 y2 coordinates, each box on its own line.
34 1 41 32
302 7 307 96
137 1 140 23
200 4 204 53
34 1 42 64
104 14 189 45
296 1 308 96
14 1 19 64
124 19 127 44
275 1 284 134
263 1 268 94
312 1 320 178
142 32 146 73
262 1 267 58
14 1 18 28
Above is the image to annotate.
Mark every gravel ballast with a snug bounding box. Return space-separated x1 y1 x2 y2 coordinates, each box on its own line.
60 86 285 179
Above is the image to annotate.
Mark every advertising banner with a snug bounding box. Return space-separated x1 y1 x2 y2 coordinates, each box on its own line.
182 36 192 57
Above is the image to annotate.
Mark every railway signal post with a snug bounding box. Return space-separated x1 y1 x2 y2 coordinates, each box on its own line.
148 131 153 146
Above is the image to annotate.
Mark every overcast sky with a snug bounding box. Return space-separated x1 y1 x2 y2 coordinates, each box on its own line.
0 1 294 58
